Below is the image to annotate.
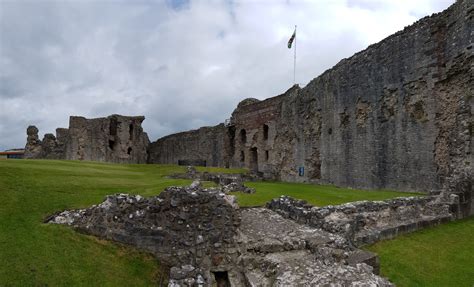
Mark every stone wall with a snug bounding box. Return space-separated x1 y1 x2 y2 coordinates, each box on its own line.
148 124 229 167
49 186 394 286
24 114 150 163
148 0 473 196
267 195 456 246
48 186 241 286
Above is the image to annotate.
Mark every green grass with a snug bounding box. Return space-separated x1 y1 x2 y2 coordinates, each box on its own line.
366 217 474 287
233 181 421 207
195 166 248 174
0 160 191 286
0 159 455 286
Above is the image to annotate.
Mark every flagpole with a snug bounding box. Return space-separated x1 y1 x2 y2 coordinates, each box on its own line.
294 25 297 85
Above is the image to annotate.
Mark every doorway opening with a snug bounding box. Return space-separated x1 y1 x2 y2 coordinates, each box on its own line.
212 271 231 287
250 147 258 172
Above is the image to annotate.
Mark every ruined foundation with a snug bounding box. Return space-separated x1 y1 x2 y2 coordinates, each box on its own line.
49 185 400 286
48 179 463 286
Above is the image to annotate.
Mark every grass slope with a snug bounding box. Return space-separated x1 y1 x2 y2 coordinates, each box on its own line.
366 217 474 287
0 160 190 286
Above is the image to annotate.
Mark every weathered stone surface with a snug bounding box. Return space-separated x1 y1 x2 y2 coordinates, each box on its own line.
148 124 228 167
49 186 241 286
147 1 473 205
25 114 149 163
65 114 149 163
267 195 455 246
24 125 42 158
49 188 395 286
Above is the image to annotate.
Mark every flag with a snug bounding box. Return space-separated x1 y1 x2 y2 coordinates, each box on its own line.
288 29 296 49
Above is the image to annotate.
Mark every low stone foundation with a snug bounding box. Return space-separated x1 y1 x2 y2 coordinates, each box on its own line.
267 195 455 246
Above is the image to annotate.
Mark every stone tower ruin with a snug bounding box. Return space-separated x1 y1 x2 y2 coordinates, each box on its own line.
25 115 149 164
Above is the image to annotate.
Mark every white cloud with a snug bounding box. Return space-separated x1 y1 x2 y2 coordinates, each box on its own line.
0 0 454 150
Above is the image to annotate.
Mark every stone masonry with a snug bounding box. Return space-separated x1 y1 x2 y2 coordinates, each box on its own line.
25 114 149 163
49 185 395 286
267 195 455 247
147 0 473 209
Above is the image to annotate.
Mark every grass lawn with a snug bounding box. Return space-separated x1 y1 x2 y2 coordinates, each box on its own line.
366 217 474 287
0 160 191 286
195 166 248 174
234 181 421 207
0 159 454 286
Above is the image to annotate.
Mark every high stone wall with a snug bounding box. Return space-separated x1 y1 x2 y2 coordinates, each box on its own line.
148 0 473 196
148 124 229 167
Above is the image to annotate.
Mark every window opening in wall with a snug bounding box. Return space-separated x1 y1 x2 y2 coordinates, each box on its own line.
263 124 269 140
127 147 132 155
129 124 134 140
328 128 333 135
265 150 269 161
109 140 115 150
240 129 247 143
240 151 245 162
109 118 118 136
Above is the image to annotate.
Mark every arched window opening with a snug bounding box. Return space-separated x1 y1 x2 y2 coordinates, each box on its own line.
263 124 269 140
240 129 247 143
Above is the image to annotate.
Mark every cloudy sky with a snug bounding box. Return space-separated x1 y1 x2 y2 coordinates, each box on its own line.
0 0 454 151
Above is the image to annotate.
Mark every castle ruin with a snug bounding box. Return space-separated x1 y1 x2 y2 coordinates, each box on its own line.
148 0 473 195
25 114 149 164
25 0 473 213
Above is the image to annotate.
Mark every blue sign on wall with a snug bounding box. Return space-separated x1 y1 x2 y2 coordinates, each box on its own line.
298 166 304 176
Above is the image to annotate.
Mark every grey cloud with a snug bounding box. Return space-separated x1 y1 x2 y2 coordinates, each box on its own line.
0 0 454 151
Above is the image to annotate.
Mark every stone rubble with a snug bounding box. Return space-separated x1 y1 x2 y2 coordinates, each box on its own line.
172 166 256 194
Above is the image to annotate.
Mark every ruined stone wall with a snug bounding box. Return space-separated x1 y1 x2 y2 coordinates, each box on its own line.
229 93 287 178
267 195 455 246
148 124 228 167
25 115 150 163
65 115 149 163
149 1 472 195
49 187 242 286
286 0 473 192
